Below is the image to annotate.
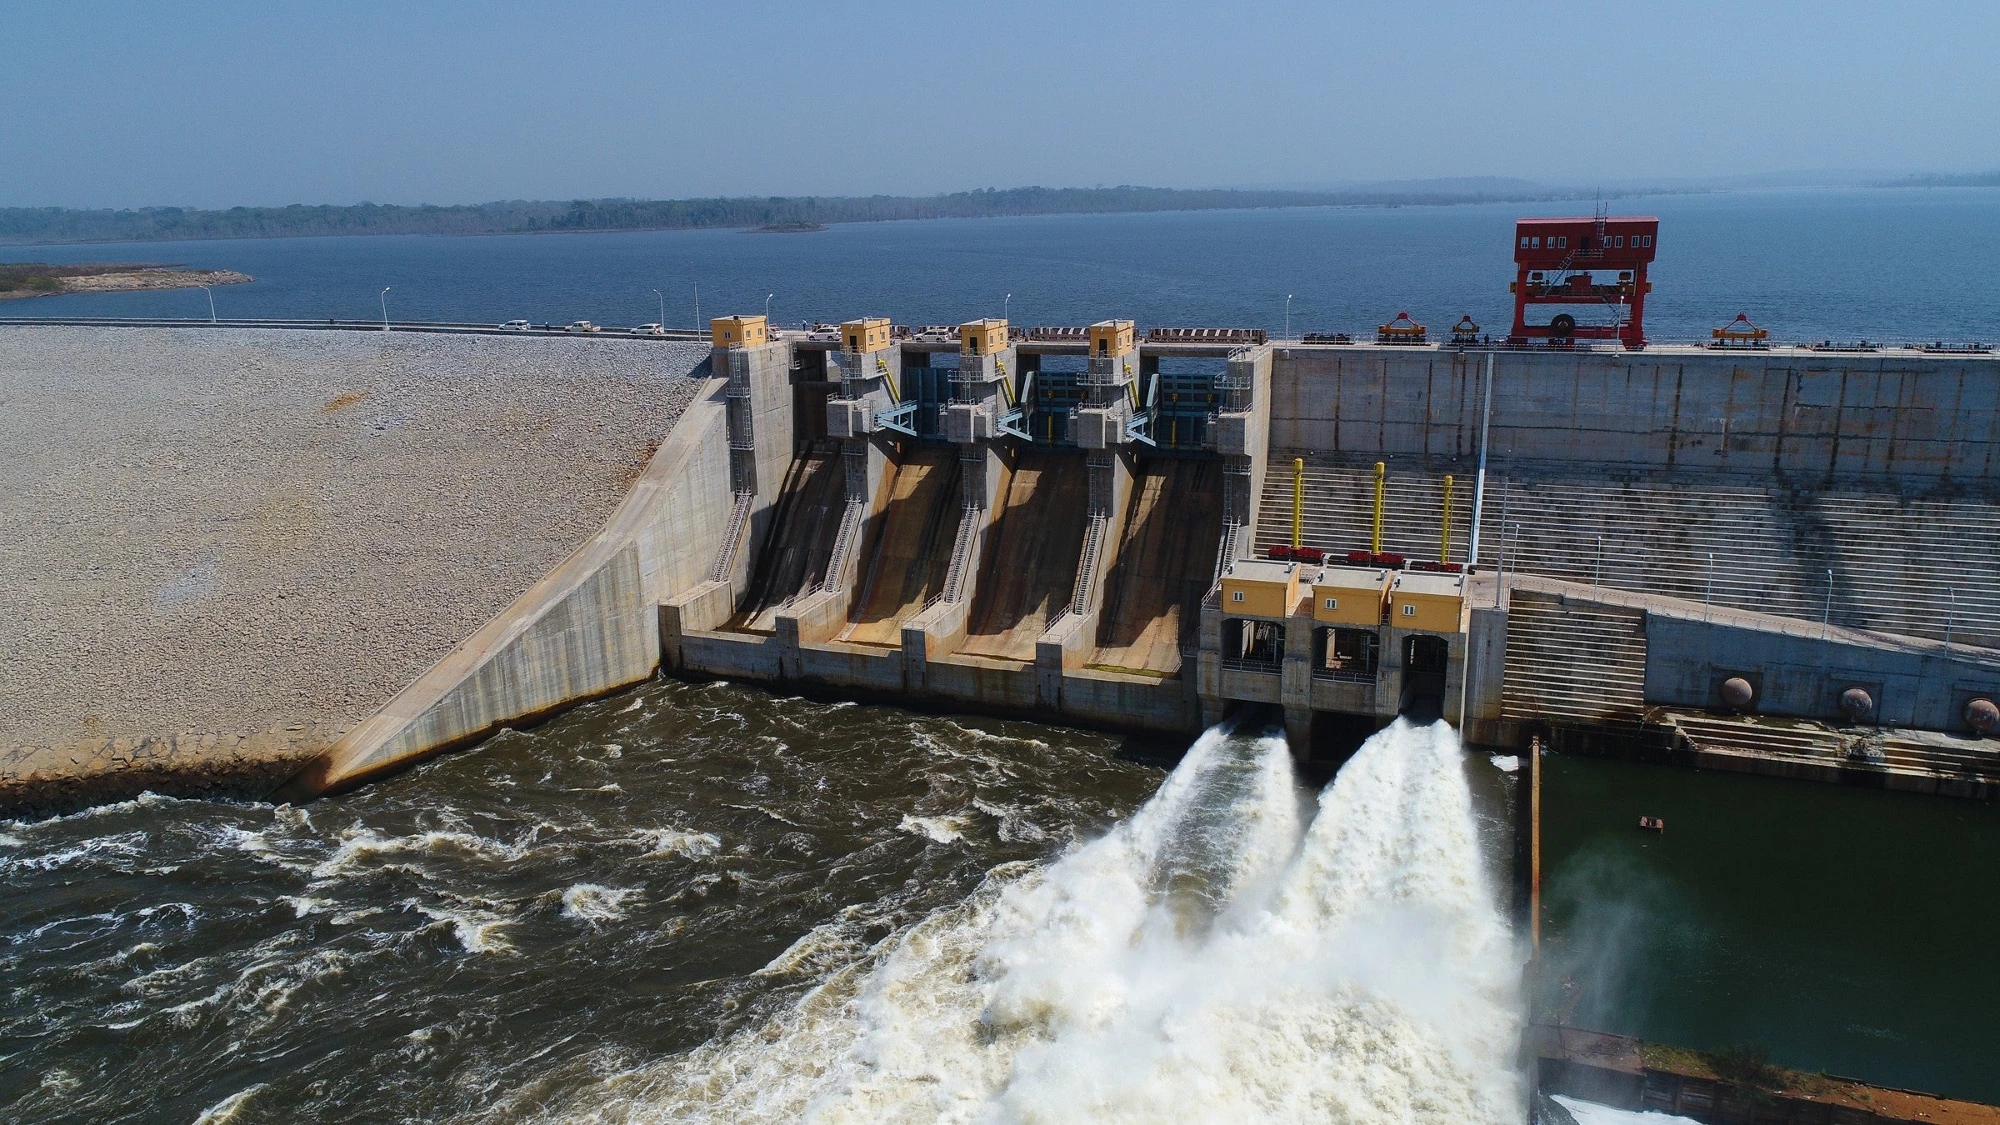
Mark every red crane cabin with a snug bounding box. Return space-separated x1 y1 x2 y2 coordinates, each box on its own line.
1510 216 1658 347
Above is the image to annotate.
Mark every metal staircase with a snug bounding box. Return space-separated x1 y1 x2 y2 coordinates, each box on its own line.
817 497 867 594
706 490 755 583
941 506 980 604
1069 513 1109 617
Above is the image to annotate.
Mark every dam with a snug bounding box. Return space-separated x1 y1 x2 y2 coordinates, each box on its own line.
291 248 2000 800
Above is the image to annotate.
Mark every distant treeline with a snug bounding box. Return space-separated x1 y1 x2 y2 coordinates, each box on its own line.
1880 171 2000 188
0 184 1607 245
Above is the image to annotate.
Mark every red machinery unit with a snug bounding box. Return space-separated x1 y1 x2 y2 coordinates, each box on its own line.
1510 215 1658 347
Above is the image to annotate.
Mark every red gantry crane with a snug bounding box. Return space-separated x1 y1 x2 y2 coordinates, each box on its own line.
1510 212 1658 348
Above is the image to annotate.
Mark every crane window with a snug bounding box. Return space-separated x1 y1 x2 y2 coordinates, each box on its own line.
1613 235 1624 248
1530 237 1540 248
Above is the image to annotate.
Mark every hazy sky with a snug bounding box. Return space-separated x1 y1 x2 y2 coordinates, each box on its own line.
5 0 1997 208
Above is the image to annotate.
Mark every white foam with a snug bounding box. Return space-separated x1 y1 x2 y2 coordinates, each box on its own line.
633 827 721 858
1554 1094 1702 1125
309 827 528 880
1490 754 1521 773
544 719 1523 1122
897 814 968 845
561 883 639 925
193 1083 268 1124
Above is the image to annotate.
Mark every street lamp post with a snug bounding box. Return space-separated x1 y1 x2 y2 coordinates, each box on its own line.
652 288 664 327
198 285 216 323
693 282 700 331
1004 293 1011 323
765 293 774 321
380 287 391 332
1285 294 1293 341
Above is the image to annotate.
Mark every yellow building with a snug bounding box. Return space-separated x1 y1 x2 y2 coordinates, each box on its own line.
842 317 893 353
1088 319 1136 358
1220 559 1300 619
961 318 1009 356
1312 567 1390 626
1388 571 1467 632
710 314 768 349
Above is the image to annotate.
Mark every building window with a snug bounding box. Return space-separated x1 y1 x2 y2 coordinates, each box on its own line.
1323 597 1338 610
1520 235 1531 248
1401 603 1416 617
1231 590 1245 603
1642 235 1653 247
1613 235 1624 248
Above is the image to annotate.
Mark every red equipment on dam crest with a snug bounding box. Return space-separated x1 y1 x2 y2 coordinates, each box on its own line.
1510 213 1658 348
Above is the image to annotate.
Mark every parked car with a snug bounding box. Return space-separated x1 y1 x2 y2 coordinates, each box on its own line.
498 319 530 331
566 320 600 334
630 323 666 336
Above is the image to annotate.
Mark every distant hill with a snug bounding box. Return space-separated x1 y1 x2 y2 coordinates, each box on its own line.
0 183 1621 246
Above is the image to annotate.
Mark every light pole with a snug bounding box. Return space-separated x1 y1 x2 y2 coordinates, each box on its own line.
1285 294 1293 341
765 293 774 321
693 281 700 331
1004 293 1011 322
1822 567 1834 639
652 288 664 327
380 287 391 332
198 285 216 323
1946 586 1957 647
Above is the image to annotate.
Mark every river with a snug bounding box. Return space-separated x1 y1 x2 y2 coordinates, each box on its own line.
4 679 1533 1122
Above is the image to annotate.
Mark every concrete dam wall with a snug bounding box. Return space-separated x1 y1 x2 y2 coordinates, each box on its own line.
295 327 2000 800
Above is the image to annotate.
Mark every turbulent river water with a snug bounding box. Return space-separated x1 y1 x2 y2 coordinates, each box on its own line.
1 679 1520 1123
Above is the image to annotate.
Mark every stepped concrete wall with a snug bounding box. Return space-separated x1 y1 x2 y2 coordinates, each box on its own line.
1269 346 2000 482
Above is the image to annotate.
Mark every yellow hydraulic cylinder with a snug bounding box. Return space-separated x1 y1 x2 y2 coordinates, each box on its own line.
1440 474 1455 563
1292 457 1305 550
1371 461 1386 556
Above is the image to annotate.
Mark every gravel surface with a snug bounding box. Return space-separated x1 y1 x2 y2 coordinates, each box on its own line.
0 326 709 764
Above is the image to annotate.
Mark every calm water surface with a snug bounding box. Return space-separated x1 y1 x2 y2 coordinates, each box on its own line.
7 187 2000 343
1538 752 2000 1102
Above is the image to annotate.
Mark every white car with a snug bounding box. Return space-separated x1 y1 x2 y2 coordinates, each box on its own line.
498 319 530 331
566 320 600 334
630 323 666 336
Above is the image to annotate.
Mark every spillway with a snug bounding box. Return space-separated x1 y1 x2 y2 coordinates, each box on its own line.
842 447 962 647
731 443 847 633
577 719 1523 1123
960 450 1090 662
1093 457 1222 675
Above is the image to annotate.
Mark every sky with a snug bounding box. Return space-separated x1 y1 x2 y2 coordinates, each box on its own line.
4 0 1998 209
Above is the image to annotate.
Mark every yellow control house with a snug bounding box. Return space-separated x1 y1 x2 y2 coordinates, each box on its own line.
1220 559 1301 619
1387 571 1468 632
961 318 1008 356
842 317 892 353
1088 319 1136 358
1312 568 1391 627
711 314 768 349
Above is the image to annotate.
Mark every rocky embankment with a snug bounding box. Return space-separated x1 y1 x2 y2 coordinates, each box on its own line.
0 326 709 815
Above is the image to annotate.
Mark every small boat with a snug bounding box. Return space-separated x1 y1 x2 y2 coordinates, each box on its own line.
1637 816 1666 833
